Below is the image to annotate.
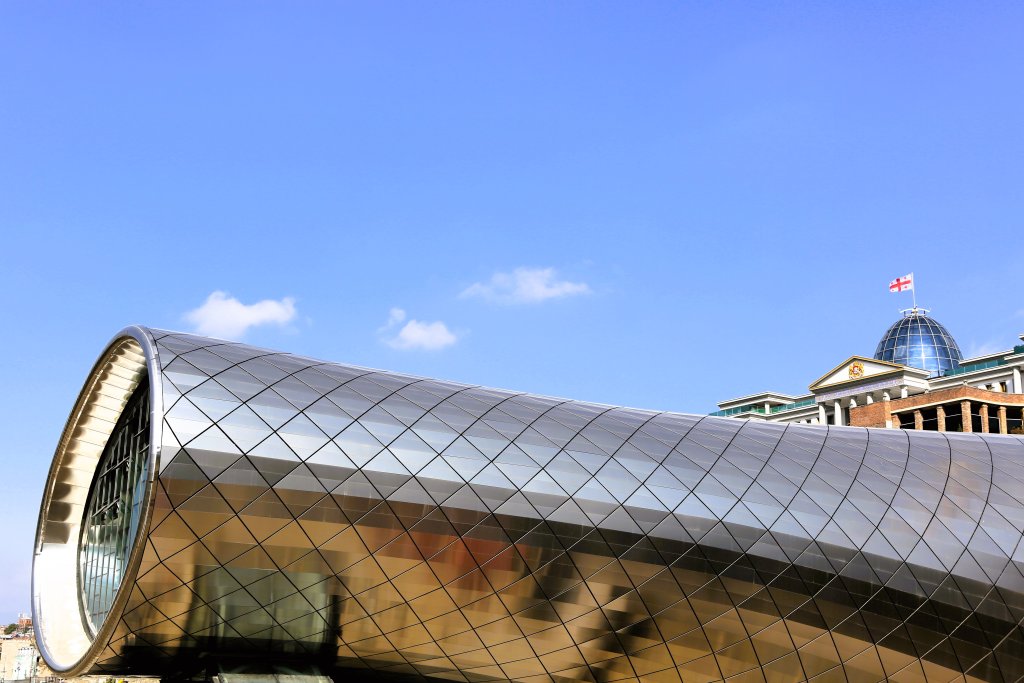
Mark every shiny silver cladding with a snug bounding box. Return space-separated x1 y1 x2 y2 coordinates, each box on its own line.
34 327 1024 682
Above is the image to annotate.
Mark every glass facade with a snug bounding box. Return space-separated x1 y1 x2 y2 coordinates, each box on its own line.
36 328 1024 682
873 311 963 376
78 380 151 633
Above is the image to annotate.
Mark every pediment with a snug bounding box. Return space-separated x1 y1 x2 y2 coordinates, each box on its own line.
809 356 907 391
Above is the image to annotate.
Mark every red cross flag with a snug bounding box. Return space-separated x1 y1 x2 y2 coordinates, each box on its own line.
889 273 914 293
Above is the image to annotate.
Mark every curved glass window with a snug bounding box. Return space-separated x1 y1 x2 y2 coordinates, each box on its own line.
873 312 962 376
78 379 150 634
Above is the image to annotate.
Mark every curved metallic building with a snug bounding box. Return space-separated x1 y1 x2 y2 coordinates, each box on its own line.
34 327 1024 682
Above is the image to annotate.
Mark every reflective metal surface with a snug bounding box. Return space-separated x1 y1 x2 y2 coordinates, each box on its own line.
35 328 1024 682
874 311 963 376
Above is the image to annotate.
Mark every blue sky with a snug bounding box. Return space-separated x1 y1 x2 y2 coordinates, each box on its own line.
2 3 1023 618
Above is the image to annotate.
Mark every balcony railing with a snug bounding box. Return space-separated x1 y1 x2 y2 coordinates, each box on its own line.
943 358 1006 377
711 399 817 417
770 398 816 414
710 404 765 417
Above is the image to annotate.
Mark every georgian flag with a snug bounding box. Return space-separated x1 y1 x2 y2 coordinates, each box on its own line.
889 273 914 293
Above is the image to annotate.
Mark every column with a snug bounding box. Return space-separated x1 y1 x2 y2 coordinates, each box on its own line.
961 400 972 432
980 404 990 433
1013 367 1022 394
937 405 946 432
914 410 923 430
882 391 891 401
998 406 1008 434
892 412 902 429
866 394 874 404
900 386 909 399
833 400 844 426
818 404 827 425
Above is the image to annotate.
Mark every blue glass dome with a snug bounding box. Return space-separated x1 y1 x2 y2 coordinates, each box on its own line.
873 310 962 376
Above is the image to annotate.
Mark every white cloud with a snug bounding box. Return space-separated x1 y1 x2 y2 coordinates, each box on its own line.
381 308 457 351
185 291 297 340
460 267 590 304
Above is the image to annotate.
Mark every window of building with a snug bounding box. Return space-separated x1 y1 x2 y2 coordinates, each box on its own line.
77 379 150 634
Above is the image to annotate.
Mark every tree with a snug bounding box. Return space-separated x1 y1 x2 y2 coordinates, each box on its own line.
3 624 16 635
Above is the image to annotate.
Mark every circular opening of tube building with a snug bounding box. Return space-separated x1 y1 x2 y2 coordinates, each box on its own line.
32 331 159 675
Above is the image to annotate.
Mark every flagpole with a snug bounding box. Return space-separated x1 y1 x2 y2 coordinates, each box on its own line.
911 272 917 311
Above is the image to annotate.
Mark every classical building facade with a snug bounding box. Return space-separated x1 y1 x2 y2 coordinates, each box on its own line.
714 309 1024 434
33 327 1024 682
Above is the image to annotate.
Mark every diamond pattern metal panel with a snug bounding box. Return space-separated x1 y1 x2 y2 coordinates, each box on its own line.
43 328 1024 682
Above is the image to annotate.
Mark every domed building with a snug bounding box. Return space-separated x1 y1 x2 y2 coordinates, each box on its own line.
873 308 963 376
715 307 1024 433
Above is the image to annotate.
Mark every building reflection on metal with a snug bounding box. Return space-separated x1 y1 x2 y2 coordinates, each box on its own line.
33 327 1024 682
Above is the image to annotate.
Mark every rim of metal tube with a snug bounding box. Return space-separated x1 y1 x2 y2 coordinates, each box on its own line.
32 326 163 675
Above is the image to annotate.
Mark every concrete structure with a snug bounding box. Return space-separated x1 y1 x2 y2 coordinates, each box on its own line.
0 638 37 682
33 327 1024 682
714 309 1024 434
